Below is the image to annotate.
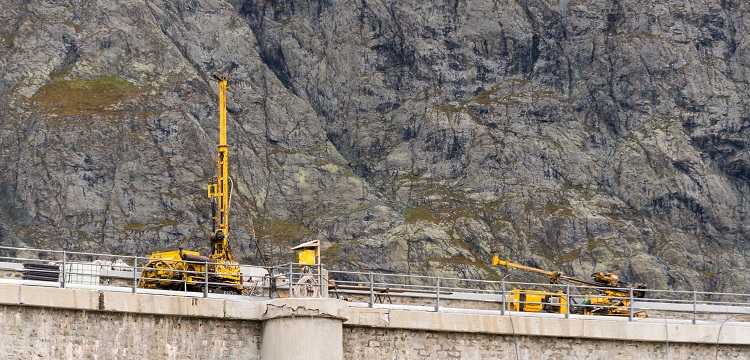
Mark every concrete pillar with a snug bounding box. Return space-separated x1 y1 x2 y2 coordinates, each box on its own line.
260 298 349 360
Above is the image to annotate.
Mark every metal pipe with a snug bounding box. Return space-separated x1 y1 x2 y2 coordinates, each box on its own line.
318 263 323 298
693 291 698 325
61 250 66 289
288 263 294 297
501 281 506 315
369 272 374 308
629 287 634 321
435 276 441 312
268 267 276 298
565 284 570 319
132 255 138 294
204 261 209 298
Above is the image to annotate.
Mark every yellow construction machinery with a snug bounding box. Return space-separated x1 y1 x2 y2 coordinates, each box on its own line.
492 254 647 317
505 289 569 314
140 72 243 294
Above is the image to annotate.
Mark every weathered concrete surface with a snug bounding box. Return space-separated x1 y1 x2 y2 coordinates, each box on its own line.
1 283 749 359
262 317 343 360
0 283 350 360
346 306 750 345
261 297 350 321
98 291 226 318
342 327 750 360
260 298 348 360
0 305 262 360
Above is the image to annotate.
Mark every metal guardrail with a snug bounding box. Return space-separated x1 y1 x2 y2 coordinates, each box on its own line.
0 246 749 325
325 270 750 324
0 246 326 299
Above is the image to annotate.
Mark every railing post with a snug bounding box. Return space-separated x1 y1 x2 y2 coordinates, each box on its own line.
204 261 209 298
501 281 506 315
369 272 374 308
692 291 697 325
318 263 324 298
288 263 294 297
629 287 634 321
269 268 276 299
565 284 570 319
132 255 138 293
60 250 67 288
435 276 441 312
318 264 330 299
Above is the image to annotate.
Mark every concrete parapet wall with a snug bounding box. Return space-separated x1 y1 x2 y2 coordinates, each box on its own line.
343 306 750 359
1 283 749 359
0 283 264 359
0 304 262 359
0 283 348 360
346 306 750 344
342 327 750 359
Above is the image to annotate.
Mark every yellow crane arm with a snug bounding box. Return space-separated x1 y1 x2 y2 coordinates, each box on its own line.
492 253 597 286
491 254 638 294
492 253 561 278
208 71 232 261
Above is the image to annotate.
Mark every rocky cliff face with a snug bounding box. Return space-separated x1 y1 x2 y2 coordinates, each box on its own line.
1 0 749 292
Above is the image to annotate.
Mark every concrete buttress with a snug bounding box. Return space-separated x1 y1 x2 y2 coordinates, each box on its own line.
260 298 349 360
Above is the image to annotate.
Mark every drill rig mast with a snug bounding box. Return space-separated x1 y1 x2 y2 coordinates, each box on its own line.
207 71 234 263
204 72 242 288
139 72 242 294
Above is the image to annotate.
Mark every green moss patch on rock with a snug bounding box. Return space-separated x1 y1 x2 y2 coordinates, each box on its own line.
33 76 141 117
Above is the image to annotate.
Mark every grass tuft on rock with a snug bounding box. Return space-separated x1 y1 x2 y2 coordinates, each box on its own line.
33 76 140 117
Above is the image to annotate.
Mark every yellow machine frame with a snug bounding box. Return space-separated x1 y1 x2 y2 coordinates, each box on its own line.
205 72 241 286
507 289 568 314
492 254 647 317
140 72 242 294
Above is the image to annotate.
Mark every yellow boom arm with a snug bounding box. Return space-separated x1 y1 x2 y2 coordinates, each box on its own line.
208 72 232 261
492 254 561 278
492 253 596 286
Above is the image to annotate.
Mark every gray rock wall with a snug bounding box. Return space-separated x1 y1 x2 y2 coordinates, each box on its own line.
0 0 749 292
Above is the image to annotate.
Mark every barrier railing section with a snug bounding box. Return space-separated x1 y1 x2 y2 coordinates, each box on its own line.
636 288 750 324
0 246 256 296
327 270 505 310
266 263 326 299
1 246 749 322
0 246 138 288
137 260 325 298
0 246 331 299
326 269 750 322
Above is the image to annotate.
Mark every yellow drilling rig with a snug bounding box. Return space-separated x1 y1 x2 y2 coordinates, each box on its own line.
492 254 647 317
139 72 243 294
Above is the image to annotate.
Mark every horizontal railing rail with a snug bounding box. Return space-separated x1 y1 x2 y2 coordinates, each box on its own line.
1 246 749 324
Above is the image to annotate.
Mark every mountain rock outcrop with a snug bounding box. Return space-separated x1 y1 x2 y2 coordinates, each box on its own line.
1 0 749 292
